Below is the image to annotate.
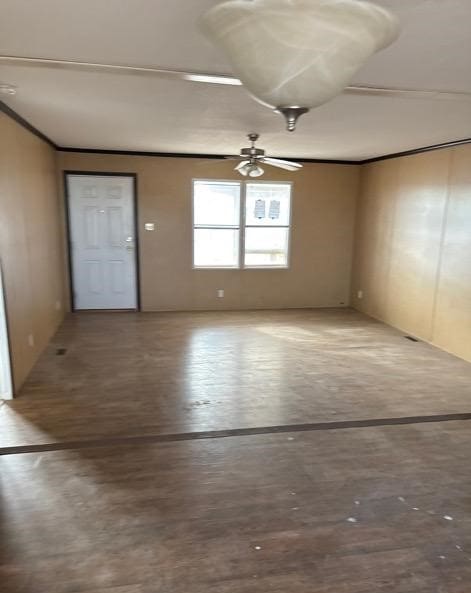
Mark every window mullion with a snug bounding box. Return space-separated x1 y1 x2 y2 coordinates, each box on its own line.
240 181 246 268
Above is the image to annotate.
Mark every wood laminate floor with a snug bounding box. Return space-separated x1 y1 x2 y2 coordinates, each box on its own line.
1 309 471 592
2 308 471 448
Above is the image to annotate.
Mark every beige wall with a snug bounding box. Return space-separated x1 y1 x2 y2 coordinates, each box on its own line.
352 144 471 362
58 152 360 311
2 113 470 391
0 113 66 391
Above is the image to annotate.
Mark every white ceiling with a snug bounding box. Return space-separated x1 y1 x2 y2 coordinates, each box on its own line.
0 0 470 160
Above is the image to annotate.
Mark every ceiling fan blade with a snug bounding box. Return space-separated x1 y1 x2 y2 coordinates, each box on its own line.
345 84 471 101
195 157 236 167
260 157 303 171
0 55 243 86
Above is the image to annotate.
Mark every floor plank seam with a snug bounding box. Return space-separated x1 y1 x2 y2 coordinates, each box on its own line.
2 412 471 456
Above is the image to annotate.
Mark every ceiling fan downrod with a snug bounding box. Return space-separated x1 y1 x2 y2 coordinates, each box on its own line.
240 133 265 158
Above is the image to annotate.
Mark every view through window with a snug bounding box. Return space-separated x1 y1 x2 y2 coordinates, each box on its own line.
193 180 291 268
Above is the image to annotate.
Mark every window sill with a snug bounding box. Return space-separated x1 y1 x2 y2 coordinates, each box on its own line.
244 266 289 270
192 266 290 270
193 266 240 270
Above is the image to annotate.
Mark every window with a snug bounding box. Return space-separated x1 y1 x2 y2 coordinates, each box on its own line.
193 180 291 269
193 180 241 268
244 183 291 268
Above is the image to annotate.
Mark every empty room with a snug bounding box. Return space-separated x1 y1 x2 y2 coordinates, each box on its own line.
1 0 471 591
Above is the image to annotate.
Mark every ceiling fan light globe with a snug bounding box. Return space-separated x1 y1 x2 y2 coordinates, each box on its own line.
200 0 400 110
248 165 264 178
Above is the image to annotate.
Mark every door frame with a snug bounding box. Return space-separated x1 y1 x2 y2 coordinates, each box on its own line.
0 259 13 399
64 171 141 312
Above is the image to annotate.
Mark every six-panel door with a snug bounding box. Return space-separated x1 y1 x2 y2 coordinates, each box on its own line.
67 175 138 310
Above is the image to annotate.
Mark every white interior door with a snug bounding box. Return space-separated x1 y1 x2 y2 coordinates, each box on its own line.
0 262 13 399
67 175 138 310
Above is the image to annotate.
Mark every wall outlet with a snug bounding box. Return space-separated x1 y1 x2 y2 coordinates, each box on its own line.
357 290 363 299
55 300 62 311
28 334 35 347
144 223 155 231
217 289 224 298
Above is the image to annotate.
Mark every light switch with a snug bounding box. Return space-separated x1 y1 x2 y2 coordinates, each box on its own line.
144 223 155 231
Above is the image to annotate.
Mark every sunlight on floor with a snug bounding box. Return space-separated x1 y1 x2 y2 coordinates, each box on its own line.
0 405 54 448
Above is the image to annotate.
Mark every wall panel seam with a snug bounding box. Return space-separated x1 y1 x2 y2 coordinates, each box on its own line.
429 149 454 344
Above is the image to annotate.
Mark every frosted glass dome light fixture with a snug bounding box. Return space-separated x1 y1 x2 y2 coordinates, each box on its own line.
200 0 400 131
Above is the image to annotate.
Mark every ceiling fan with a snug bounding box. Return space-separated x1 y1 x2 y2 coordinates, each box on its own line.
229 133 302 177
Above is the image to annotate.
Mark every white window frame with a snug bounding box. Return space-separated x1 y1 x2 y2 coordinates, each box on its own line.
192 179 241 269
243 180 292 270
192 179 292 270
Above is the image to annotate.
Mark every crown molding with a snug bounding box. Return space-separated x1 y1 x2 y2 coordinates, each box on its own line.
56 146 358 165
51 137 471 164
0 100 57 148
361 137 471 164
57 146 235 160
2 100 470 165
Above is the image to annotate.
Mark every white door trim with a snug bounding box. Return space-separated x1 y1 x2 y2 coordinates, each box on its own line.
0 260 13 399
65 172 140 311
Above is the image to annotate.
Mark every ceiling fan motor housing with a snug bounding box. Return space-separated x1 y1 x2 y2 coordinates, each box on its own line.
240 147 265 158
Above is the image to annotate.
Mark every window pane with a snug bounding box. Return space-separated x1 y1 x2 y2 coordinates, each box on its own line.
244 227 289 267
194 229 239 267
245 183 291 226
194 181 240 227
